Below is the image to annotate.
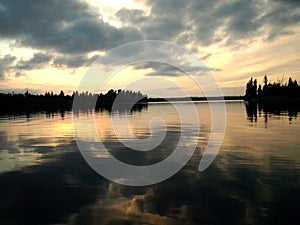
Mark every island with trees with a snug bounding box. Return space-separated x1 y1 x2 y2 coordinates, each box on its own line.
244 75 300 121
245 75 300 102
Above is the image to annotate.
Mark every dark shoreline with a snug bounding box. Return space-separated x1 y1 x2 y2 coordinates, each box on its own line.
244 97 300 110
0 91 244 116
147 95 244 102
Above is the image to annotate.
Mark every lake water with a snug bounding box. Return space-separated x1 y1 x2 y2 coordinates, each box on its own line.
0 101 299 225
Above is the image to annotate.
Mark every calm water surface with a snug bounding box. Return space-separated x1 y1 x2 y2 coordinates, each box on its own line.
0 101 299 225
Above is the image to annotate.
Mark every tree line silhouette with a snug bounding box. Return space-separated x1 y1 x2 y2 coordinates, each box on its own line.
245 75 300 100
245 75 300 123
0 89 148 115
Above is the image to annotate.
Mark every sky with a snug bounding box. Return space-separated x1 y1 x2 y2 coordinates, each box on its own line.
0 0 300 97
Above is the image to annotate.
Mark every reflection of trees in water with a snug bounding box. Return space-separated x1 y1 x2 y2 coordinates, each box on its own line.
95 103 148 114
245 101 258 122
71 103 148 117
245 100 299 123
2 102 148 120
244 75 300 123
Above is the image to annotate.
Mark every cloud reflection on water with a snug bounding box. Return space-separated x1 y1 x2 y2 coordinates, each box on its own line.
0 102 299 225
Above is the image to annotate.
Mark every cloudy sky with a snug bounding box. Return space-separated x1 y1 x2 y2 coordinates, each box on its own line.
0 0 300 97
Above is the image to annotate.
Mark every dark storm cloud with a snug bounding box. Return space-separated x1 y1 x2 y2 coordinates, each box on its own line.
116 7 185 40
91 40 222 77
15 53 52 70
53 54 99 68
13 52 101 73
117 0 300 47
1 0 300 71
143 17 185 40
134 62 185 76
116 8 147 25
201 53 212 61
1 51 97 78
0 0 142 54
199 0 300 45
15 71 25 77
212 0 261 40
0 55 16 79
133 61 221 77
260 1 300 40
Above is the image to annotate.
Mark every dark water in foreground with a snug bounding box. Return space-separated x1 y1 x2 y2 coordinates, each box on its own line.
0 101 299 225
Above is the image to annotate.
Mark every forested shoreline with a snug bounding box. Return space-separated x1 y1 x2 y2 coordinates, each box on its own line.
245 75 300 100
244 76 300 119
3 74 300 116
0 88 245 115
0 89 148 115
